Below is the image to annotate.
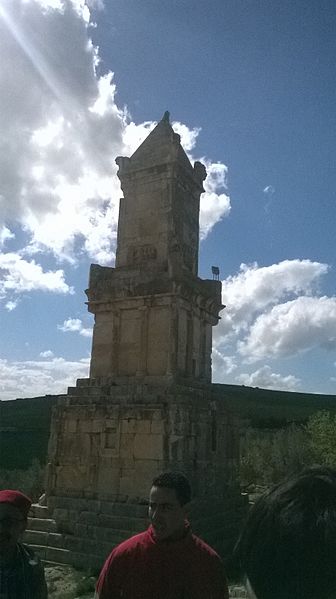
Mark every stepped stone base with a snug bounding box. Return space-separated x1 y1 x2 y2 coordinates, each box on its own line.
29 378 247 569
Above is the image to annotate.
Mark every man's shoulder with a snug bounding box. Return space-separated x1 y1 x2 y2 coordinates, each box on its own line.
111 529 152 558
190 534 221 560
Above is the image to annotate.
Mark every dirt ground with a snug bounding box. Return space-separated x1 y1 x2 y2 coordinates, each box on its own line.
44 565 247 598
45 565 96 599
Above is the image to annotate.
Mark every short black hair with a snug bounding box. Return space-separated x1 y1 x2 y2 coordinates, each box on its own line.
151 472 191 506
235 466 336 599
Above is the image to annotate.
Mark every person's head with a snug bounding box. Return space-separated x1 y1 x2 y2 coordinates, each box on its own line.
235 466 336 599
0 490 31 557
148 472 191 541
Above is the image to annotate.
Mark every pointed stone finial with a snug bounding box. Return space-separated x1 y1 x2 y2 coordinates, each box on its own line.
161 111 170 123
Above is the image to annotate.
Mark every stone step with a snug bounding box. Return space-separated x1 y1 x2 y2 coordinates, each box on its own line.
24 530 50 546
73 523 137 545
49 495 148 518
25 526 126 560
30 504 51 519
29 544 103 570
26 530 65 547
76 511 146 531
27 517 57 532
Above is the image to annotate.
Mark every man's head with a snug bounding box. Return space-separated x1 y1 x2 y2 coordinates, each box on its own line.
148 472 191 541
235 466 336 599
0 490 31 556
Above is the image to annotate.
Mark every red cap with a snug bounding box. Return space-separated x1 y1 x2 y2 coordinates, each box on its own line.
0 490 32 517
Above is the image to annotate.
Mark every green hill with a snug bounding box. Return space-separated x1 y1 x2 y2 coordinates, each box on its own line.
213 384 336 427
0 396 58 470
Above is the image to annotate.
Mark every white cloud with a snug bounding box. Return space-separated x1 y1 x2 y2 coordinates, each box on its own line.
5 300 19 311
200 163 231 240
0 356 89 400
0 227 15 249
217 259 328 340
239 295 336 360
39 350 54 358
236 365 300 392
58 317 92 337
0 0 125 262
211 260 335 384
0 253 73 296
212 348 237 380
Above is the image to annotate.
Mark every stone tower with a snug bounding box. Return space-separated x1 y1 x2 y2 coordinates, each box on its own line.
88 112 222 383
42 113 244 570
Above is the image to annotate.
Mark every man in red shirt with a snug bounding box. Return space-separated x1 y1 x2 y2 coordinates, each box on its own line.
95 471 229 599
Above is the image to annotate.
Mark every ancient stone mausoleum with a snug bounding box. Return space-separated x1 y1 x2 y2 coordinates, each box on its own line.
26 113 246 569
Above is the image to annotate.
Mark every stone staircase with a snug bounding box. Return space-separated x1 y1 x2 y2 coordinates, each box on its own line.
24 500 148 570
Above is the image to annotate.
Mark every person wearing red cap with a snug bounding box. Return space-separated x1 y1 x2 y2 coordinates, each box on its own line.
0 489 48 598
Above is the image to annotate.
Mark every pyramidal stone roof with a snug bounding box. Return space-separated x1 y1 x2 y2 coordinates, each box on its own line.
128 111 193 172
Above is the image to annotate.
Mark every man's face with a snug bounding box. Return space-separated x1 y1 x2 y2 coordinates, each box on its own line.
148 486 187 541
0 504 26 555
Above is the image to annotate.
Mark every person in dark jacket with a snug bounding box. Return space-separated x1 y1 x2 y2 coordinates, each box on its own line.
235 466 336 599
0 489 48 598
95 471 229 599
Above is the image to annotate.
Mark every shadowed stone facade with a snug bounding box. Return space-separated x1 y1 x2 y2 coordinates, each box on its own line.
27 113 246 569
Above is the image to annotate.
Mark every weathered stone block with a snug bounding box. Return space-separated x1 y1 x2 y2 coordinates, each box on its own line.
92 419 105 433
133 433 163 460
121 418 137 434
120 433 134 458
136 419 151 434
66 419 78 433
150 419 164 434
97 467 121 496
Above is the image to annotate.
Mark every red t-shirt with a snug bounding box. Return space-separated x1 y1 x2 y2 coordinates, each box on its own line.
96 525 229 599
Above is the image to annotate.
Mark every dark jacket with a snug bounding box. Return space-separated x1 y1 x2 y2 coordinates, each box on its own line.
0 543 48 599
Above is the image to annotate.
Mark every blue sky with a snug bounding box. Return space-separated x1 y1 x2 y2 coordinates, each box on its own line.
0 0 335 399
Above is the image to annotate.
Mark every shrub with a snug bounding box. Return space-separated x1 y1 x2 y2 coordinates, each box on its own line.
306 410 336 466
0 459 45 501
240 424 315 487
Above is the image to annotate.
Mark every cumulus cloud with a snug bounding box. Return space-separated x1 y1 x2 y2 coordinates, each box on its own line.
5 300 19 311
210 259 336 390
236 365 301 392
0 227 15 249
0 356 89 401
58 317 92 337
0 0 124 263
212 348 237 381
239 295 336 360
0 253 73 297
217 259 328 340
200 163 231 240
39 350 54 358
